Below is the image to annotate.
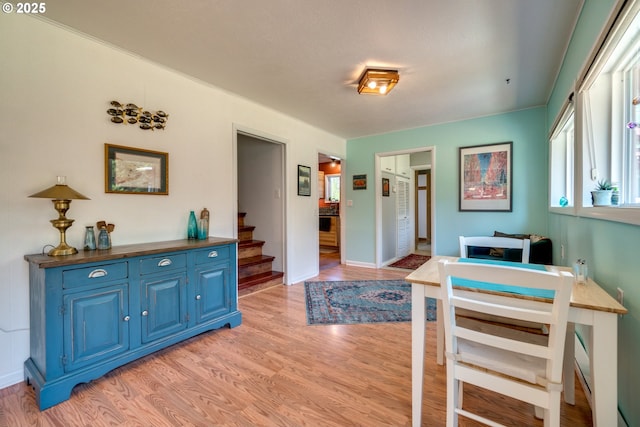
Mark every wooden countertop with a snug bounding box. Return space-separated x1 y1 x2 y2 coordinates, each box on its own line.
25 237 237 268
406 255 628 315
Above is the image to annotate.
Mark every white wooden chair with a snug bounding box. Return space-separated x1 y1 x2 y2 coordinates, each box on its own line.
438 259 573 427
458 235 577 406
457 236 539 331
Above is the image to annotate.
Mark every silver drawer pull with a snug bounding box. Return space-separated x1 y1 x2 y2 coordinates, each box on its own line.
141 310 148 316
123 315 131 322
88 269 108 278
208 251 218 258
158 258 172 267
195 294 201 300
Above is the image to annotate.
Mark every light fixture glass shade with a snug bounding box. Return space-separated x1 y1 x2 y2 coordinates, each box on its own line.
29 176 90 256
357 69 399 95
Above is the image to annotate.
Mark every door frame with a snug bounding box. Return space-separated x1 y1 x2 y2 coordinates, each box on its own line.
233 124 288 283
317 151 345 266
414 168 431 249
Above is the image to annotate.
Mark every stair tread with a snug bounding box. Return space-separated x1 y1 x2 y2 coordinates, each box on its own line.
238 271 284 286
238 255 276 266
238 239 265 248
238 225 255 231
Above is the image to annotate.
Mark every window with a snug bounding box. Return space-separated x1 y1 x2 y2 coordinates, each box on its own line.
567 0 640 225
550 106 574 209
625 49 640 204
325 174 340 202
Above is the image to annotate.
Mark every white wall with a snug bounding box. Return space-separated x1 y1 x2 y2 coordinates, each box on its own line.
0 15 344 388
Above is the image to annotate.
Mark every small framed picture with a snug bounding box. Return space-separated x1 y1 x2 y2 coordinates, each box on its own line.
297 164 311 196
105 144 168 195
382 177 390 196
353 174 367 190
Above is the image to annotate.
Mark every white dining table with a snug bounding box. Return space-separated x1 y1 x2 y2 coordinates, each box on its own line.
406 255 628 427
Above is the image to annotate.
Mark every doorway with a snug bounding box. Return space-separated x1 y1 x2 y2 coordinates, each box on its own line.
415 169 431 255
236 129 286 281
376 148 435 268
318 152 341 270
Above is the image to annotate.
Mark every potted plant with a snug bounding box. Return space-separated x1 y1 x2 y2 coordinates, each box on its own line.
591 179 613 206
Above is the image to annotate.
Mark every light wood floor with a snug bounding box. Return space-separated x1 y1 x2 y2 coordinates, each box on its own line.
1 264 593 426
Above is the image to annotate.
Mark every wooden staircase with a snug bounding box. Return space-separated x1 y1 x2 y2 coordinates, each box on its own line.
237 212 284 296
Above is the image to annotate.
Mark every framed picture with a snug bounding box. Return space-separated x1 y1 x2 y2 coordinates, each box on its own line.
459 141 512 211
105 144 168 195
297 164 311 196
353 174 367 190
382 177 390 196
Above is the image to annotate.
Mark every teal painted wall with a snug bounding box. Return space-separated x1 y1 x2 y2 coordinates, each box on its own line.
346 107 548 263
548 0 639 425
347 2 639 424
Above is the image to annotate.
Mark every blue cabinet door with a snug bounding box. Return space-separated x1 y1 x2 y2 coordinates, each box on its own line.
63 284 129 372
194 263 230 324
140 273 187 343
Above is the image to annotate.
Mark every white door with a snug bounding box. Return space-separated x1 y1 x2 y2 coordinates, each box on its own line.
396 177 410 257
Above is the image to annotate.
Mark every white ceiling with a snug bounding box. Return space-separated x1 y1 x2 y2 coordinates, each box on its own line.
40 0 583 139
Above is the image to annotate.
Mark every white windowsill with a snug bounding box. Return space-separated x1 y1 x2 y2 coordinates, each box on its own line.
577 205 640 226
549 206 577 216
549 205 640 226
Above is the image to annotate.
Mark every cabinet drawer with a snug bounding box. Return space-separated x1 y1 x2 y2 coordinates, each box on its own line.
62 262 128 289
194 246 230 265
139 254 186 275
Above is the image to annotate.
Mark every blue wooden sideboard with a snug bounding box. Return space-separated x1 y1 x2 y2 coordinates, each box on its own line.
24 237 242 410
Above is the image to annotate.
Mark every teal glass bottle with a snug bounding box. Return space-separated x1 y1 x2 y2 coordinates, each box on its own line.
187 210 198 239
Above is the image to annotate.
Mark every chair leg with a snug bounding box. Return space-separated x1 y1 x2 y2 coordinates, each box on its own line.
545 390 562 427
534 405 543 419
446 360 459 427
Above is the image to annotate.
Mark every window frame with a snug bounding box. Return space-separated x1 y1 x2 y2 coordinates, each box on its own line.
549 0 640 227
549 101 576 215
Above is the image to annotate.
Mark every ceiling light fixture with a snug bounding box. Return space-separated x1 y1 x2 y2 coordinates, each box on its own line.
357 69 399 95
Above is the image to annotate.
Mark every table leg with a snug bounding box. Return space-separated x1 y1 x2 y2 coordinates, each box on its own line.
412 284 426 427
436 300 444 365
563 322 576 405
590 311 618 426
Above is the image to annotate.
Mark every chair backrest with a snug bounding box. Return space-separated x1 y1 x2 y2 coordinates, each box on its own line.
438 259 573 386
459 235 531 264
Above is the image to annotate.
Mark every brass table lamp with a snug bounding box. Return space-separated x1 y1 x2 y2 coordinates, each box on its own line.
29 176 90 256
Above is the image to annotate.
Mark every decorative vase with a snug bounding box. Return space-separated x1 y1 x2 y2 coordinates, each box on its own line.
611 191 619 205
83 226 96 250
187 210 198 239
591 190 612 206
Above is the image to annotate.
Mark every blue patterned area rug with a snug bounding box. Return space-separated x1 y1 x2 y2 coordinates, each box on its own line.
304 279 437 325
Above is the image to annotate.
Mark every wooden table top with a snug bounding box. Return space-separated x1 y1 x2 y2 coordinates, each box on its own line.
406 255 628 315
24 237 238 268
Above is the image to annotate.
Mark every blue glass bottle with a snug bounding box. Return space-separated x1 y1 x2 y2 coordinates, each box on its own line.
187 210 198 239
83 226 96 250
97 227 111 249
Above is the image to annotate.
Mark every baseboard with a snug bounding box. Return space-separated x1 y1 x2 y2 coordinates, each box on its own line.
344 260 376 269
0 369 23 390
